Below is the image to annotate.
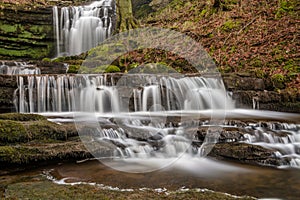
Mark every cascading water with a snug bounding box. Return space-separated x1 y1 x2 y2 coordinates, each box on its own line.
14 71 300 171
243 122 300 168
13 73 231 172
14 74 234 113
53 0 115 57
0 61 40 75
13 73 300 170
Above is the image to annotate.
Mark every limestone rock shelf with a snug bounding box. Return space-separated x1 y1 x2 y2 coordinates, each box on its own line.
0 5 54 59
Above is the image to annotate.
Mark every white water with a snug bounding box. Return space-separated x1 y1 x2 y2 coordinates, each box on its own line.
13 72 300 170
14 73 300 169
15 74 234 113
53 0 115 56
40 109 300 170
243 122 300 168
0 61 40 75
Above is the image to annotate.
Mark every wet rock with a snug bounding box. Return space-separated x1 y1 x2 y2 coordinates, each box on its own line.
0 75 17 87
186 127 244 144
0 75 18 112
36 61 68 74
208 142 286 166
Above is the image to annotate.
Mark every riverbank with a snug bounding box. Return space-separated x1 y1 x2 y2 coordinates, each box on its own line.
1 174 255 199
1 155 300 199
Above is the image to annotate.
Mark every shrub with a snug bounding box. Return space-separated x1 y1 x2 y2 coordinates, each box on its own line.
67 65 80 74
105 65 121 73
42 58 51 62
271 73 286 89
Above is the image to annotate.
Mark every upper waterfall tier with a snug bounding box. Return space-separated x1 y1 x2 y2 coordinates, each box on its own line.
0 61 41 75
53 0 115 57
14 74 235 113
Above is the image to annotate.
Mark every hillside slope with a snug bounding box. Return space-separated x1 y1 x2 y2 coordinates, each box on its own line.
142 0 299 94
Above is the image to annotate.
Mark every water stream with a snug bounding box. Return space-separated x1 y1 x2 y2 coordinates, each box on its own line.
52 0 115 56
13 73 300 170
0 61 40 75
5 70 300 199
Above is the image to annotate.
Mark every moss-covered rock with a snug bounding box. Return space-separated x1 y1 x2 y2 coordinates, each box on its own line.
0 120 27 144
0 113 46 121
0 142 91 166
105 65 121 73
67 65 81 74
0 117 75 145
0 6 54 59
0 146 41 165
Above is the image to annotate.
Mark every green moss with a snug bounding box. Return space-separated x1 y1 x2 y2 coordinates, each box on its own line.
0 45 53 59
222 20 240 32
104 65 121 73
0 146 17 163
253 69 266 78
128 62 139 71
27 120 67 141
0 119 68 145
271 73 286 89
0 113 46 121
52 57 65 63
67 65 81 74
0 146 41 164
275 0 298 19
0 20 54 59
0 23 17 32
42 58 51 62
0 120 27 143
250 58 263 68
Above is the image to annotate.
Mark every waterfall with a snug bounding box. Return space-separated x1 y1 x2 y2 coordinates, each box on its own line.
0 61 40 75
14 74 234 113
13 73 300 170
53 6 60 57
243 122 300 168
53 0 115 57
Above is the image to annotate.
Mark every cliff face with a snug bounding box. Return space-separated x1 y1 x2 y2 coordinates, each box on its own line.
0 5 54 60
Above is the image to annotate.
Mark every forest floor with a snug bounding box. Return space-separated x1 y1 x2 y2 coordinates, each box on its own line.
139 0 299 95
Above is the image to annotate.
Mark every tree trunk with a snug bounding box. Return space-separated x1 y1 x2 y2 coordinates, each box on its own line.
116 0 139 32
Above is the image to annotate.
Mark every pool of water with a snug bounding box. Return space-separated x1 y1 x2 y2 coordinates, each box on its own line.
25 158 299 200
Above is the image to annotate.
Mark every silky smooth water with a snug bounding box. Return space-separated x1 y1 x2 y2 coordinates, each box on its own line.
14 74 234 113
53 0 115 56
0 61 40 75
